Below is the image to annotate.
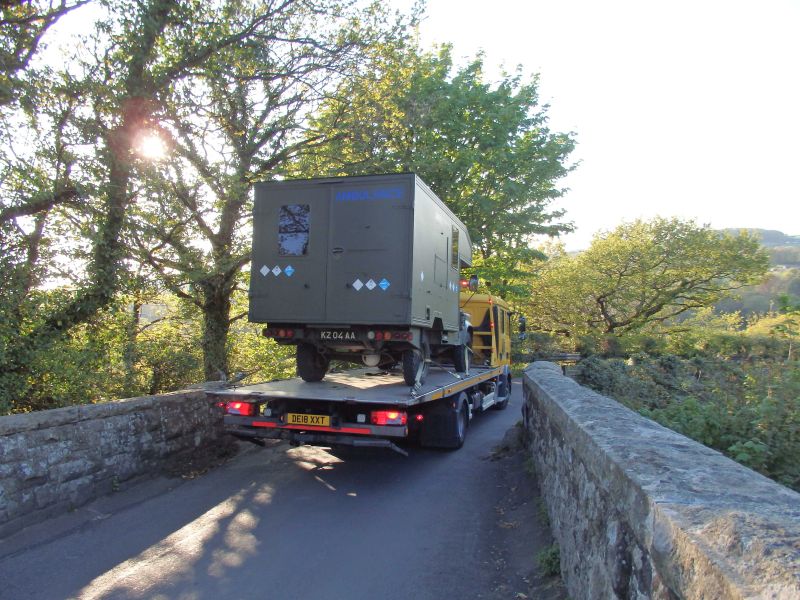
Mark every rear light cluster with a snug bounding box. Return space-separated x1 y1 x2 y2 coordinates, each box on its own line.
371 410 407 426
369 330 413 341
220 401 259 416
263 328 295 339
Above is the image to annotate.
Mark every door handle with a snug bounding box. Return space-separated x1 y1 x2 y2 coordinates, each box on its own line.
332 247 344 255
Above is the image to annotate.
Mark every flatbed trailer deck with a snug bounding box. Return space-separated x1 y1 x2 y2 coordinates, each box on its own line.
211 364 511 455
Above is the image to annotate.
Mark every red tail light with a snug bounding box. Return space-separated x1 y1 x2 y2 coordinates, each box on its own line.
371 410 407 426
226 401 258 416
263 328 295 338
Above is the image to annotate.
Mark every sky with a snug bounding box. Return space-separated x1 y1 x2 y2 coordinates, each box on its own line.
395 0 800 249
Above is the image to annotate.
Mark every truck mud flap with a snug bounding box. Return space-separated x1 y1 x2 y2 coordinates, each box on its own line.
227 426 409 457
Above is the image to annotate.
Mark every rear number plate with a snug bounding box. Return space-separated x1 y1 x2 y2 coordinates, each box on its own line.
286 413 330 427
319 330 357 342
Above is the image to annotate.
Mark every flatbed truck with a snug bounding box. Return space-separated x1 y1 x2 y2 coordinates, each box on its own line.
222 173 517 454
212 363 510 456
213 292 514 455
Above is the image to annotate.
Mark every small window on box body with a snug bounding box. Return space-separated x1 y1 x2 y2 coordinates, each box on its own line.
278 204 310 256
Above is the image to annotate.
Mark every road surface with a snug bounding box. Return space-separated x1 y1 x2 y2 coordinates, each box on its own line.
0 383 561 600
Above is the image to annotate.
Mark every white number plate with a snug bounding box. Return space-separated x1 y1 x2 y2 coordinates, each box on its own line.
319 330 357 342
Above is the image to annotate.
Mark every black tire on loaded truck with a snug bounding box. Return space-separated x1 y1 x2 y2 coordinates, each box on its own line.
420 392 468 449
492 374 512 410
402 348 428 386
452 342 470 375
297 343 329 382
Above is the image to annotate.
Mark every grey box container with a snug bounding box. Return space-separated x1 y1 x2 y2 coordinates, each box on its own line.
249 173 472 333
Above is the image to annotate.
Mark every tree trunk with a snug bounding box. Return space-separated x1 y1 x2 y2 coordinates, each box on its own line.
201 281 232 381
122 300 141 397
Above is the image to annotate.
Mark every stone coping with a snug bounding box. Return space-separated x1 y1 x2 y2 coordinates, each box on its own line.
0 390 208 436
524 361 800 598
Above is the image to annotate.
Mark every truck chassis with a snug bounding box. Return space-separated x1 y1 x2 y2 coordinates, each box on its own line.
211 364 511 456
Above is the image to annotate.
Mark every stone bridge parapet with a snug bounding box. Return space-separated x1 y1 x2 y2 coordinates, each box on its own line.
0 390 222 539
523 361 799 599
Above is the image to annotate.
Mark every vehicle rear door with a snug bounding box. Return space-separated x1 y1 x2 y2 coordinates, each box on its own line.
325 180 412 325
249 182 330 323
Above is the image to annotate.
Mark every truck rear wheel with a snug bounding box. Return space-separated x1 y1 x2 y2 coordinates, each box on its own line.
419 393 468 449
452 395 468 448
402 348 428 386
296 343 329 382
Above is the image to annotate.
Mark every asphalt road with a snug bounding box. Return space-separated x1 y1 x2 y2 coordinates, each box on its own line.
0 384 533 600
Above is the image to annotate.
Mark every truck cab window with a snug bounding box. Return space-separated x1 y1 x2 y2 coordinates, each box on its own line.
279 204 310 256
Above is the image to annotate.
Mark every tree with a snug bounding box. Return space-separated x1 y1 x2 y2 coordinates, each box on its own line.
0 0 89 106
296 43 575 297
130 0 410 380
1 0 338 409
526 218 770 339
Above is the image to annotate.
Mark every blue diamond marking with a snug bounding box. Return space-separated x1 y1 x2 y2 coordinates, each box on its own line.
284 265 295 277
379 278 390 291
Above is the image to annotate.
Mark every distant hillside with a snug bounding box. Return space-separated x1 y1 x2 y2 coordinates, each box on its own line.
711 229 800 314
722 228 800 247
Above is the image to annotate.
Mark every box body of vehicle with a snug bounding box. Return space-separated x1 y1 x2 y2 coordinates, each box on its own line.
249 173 471 331
248 173 473 382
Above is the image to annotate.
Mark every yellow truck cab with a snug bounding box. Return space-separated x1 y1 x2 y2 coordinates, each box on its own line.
459 292 513 367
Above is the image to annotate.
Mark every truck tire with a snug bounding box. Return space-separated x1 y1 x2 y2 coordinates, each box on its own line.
453 343 469 375
296 343 329 382
451 394 468 448
419 393 468 449
493 374 512 410
402 348 428 386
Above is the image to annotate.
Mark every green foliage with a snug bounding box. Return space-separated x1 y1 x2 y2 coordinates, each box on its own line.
512 331 565 362
575 353 800 491
535 499 551 527
1 0 415 400
133 299 204 396
536 543 561 577
226 289 296 384
299 43 575 299
1 292 196 413
128 0 412 381
527 218 770 339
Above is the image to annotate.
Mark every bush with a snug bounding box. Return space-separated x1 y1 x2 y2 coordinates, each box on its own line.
536 544 561 577
576 354 800 491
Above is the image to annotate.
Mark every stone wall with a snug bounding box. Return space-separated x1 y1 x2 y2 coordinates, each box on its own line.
0 391 224 538
522 362 800 599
